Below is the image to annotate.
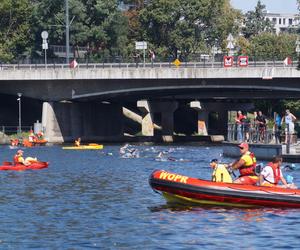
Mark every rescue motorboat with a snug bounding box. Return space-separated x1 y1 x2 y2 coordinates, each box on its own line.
0 161 49 171
149 169 300 208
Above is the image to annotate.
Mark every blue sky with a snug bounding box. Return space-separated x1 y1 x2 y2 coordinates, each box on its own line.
231 0 298 13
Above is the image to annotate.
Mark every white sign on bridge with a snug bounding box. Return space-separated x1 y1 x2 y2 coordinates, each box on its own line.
135 41 147 50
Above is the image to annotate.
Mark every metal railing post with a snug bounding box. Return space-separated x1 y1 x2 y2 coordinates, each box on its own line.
287 125 290 154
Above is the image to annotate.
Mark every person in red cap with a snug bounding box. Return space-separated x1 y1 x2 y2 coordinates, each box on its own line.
230 142 258 185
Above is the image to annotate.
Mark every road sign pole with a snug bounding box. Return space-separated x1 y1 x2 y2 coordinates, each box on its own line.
143 48 145 67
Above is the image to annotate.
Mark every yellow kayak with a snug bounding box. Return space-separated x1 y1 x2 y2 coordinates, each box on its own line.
62 144 104 150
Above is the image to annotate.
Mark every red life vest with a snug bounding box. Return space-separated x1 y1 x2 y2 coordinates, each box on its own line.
13 155 20 165
266 162 281 185
239 152 257 176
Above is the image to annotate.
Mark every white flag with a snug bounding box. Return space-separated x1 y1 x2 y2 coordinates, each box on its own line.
69 59 78 68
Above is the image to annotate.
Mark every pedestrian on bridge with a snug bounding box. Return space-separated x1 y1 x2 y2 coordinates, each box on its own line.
282 109 297 144
255 111 267 143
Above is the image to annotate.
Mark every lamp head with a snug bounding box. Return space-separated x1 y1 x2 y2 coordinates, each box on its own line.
17 93 22 97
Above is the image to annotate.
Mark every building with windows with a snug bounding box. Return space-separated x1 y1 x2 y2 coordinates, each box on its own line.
265 12 299 34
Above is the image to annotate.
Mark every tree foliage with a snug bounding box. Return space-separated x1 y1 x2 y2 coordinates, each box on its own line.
30 0 128 61
139 0 240 60
236 33 298 61
0 0 297 63
0 0 32 62
242 0 274 38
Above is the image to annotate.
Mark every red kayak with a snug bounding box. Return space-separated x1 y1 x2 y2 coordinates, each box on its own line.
0 161 49 171
149 169 300 208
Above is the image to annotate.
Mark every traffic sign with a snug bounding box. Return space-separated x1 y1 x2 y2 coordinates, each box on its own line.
227 33 234 42
223 56 233 67
173 58 181 67
226 41 234 50
238 56 248 67
41 31 48 39
135 41 147 50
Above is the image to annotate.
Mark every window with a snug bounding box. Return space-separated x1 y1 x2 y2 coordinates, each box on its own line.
279 18 282 25
283 18 286 25
289 19 293 25
272 18 277 23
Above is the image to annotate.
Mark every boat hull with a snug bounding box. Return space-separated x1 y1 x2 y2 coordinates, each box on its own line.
0 162 49 171
62 145 103 150
149 170 300 208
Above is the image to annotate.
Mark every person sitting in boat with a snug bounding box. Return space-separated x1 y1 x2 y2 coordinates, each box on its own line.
259 156 297 189
36 131 44 139
10 138 19 146
13 150 37 166
229 142 258 185
210 159 232 183
28 130 37 143
75 137 81 147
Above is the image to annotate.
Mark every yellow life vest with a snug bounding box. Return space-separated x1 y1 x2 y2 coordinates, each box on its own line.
212 164 233 183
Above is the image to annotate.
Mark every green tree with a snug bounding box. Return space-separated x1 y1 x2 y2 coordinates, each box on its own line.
139 0 240 60
242 0 274 39
237 33 298 61
0 0 32 62
30 0 129 62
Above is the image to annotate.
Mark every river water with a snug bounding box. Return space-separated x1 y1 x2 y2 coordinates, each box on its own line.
0 144 300 249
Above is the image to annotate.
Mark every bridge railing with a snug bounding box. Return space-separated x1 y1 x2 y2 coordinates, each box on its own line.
227 123 274 144
0 126 33 136
0 60 297 71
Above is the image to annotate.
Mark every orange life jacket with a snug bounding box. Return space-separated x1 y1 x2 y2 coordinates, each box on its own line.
265 162 281 185
239 152 257 176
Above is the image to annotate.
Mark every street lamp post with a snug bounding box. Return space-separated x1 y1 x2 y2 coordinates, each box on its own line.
65 0 70 64
295 38 300 69
17 93 22 134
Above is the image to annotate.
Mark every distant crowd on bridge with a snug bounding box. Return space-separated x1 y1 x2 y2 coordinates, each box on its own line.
228 109 297 145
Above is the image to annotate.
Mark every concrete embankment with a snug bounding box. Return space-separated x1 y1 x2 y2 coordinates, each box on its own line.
222 142 282 161
0 133 10 144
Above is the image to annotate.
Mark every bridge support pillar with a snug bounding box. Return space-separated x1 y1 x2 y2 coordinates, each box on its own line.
42 101 124 143
190 101 208 135
138 100 178 141
42 102 64 143
137 100 154 136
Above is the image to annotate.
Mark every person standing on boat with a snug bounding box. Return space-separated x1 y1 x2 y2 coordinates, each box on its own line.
230 142 258 185
259 156 297 189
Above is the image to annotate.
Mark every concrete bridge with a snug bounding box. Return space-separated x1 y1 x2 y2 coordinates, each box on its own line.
0 62 299 142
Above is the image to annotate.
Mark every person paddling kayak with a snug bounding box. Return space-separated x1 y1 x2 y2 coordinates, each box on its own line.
75 137 81 147
13 150 37 166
